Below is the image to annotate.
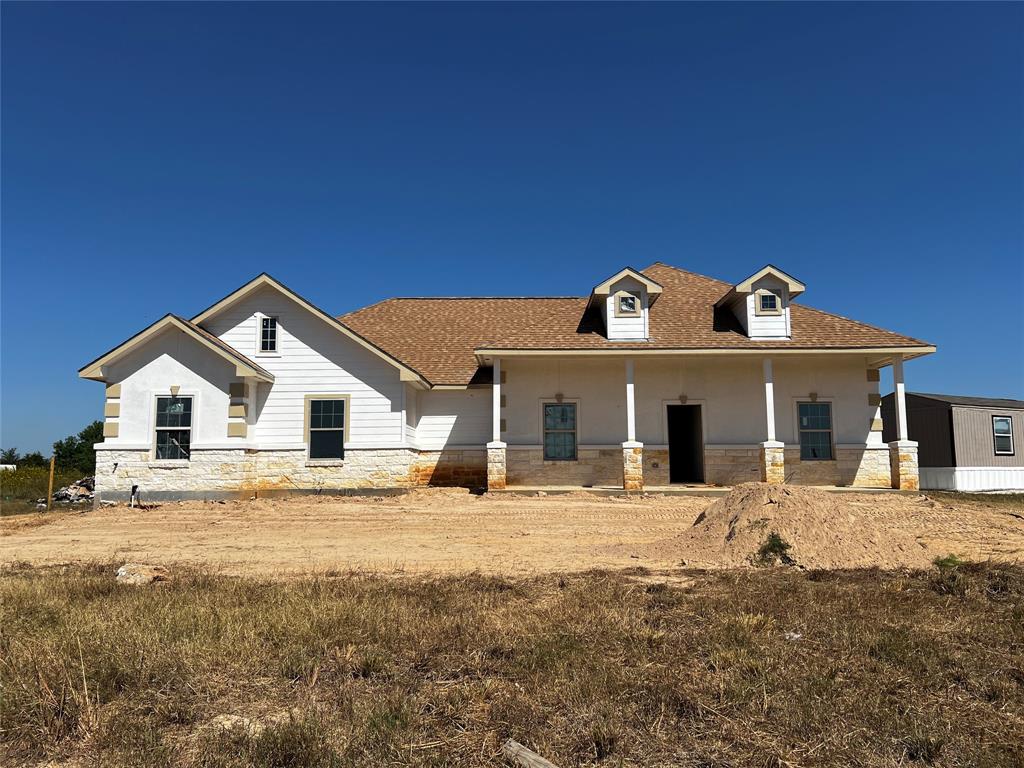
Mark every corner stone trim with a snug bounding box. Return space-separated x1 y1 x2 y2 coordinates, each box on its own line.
487 445 507 491
760 443 785 484
889 441 919 491
623 445 643 492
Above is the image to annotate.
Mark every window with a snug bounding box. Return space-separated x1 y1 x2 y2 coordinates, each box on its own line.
993 416 1014 455
260 317 278 353
756 291 781 315
155 396 192 460
798 402 833 460
308 398 346 460
615 291 640 317
543 402 577 461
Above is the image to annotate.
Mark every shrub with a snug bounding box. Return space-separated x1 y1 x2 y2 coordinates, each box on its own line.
754 531 795 566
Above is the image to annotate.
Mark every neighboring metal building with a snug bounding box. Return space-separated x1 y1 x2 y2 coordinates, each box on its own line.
882 392 1024 491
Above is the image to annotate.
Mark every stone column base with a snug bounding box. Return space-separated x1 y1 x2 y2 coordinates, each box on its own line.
623 441 644 492
486 441 507 491
889 440 919 491
759 441 785 484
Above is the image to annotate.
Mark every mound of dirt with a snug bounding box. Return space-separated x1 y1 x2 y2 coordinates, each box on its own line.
642 483 933 569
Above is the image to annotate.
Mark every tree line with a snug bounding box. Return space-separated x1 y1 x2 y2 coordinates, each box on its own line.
1 421 104 475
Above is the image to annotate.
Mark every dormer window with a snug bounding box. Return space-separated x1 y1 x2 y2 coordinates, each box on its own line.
756 290 782 316
615 291 640 318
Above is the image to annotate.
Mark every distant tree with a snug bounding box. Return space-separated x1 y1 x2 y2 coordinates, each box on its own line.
52 421 103 474
0 447 18 464
20 451 47 468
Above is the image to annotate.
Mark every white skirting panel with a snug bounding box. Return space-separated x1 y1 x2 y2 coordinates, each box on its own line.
920 466 1024 492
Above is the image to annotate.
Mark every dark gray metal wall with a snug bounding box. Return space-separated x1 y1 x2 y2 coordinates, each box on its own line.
882 393 954 467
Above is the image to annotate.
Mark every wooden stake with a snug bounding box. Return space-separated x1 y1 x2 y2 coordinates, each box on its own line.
501 739 560 768
46 456 55 511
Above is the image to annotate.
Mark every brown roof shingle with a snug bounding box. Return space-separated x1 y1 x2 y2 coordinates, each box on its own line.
339 263 932 385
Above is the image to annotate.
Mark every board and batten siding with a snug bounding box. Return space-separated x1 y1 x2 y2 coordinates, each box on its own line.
883 394 955 467
201 285 406 447
952 406 1024 468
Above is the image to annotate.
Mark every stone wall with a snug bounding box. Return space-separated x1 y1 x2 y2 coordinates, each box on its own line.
782 446 892 487
704 448 761 486
505 448 622 487
643 449 670 486
94 446 486 500
623 446 643 492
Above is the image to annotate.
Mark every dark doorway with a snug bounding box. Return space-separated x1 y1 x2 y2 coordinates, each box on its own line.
667 404 704 484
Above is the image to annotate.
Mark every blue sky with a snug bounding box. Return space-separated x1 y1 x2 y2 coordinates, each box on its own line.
2 2 1022 454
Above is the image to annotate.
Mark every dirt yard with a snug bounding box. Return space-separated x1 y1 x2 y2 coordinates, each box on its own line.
3 487 1023 575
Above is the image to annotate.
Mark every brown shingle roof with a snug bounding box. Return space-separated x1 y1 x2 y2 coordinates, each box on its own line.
339 263 932 385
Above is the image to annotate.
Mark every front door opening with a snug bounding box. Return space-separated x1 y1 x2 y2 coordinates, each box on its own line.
667 404 704 484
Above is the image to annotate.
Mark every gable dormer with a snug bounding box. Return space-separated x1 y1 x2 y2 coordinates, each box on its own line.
715 265 805 340
587 267 663 341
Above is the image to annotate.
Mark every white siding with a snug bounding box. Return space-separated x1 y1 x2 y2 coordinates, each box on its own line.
744 276 791 340
603 276 649 340
921 466 1024 491
102 327 234 449
201 285 405 447
414 390 491 449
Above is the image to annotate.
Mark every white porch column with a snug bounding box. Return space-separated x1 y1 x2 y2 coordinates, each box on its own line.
762 357 776 442
893 354 908 442
760 357 784 484
889 354 919 490
486 358 506 490
491 357 502 444
622 358 643 491
625 358 637 443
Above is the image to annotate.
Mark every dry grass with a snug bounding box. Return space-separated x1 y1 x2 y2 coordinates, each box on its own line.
1 562 1023 767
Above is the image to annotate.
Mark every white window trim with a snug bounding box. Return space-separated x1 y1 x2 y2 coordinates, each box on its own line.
538 398 581 462
150 392 197 464
255 313 281 357
993 415 1015 456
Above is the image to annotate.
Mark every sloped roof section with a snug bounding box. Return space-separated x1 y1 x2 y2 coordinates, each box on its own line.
907 393 1024 410
341 263 934 386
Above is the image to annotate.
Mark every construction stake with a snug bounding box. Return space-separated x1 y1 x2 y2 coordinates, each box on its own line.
46 456 55 511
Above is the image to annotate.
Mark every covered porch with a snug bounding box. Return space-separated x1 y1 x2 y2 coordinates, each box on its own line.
481 351 921 493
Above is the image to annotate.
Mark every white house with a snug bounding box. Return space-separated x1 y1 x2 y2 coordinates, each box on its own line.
79 264 934 500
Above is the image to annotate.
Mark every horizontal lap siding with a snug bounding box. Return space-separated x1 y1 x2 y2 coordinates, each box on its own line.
416 390 490 448
202 286 404 446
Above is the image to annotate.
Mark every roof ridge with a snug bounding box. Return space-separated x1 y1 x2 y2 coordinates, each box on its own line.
641 261 733 289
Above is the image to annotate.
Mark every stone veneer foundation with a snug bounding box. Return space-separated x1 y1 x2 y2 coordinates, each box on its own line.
622 444 643 492
95 441 914 500
889 441 920 491
94 447 486 501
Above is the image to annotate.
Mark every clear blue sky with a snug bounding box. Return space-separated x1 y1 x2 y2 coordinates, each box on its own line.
2 2 1022 454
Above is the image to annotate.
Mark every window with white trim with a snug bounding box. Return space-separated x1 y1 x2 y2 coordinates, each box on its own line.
260 317 278 353
993 416 1014 455
155 396 192 460
308 398 345 460
798 402 833 460
543 402 577 461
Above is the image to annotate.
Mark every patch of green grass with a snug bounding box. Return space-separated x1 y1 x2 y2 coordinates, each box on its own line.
753 531 795 566
1 564 1023 766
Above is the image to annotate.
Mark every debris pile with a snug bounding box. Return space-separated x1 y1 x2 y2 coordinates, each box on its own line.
116 563 171 586
36 476 95 505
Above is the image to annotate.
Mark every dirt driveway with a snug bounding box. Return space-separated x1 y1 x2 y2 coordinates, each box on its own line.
2 488 1023 575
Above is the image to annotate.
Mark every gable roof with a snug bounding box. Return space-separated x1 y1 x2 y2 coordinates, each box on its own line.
342 263 934 385
905 392 1024 410
190 273 430 386
79 314 274 383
